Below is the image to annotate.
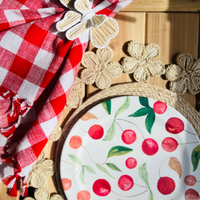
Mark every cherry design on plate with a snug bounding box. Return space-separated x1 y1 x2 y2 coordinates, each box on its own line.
116 118 159 156
184 175 200 186
93 178 149 198
153 101 167 114
126 157 137 169
162 137 200 153
157 177 175 195
69 135 82 149
165 117 195 135
77 190 91 200
118 175 134 191
185 188 199 200
121 129 137 145
61 178 72 191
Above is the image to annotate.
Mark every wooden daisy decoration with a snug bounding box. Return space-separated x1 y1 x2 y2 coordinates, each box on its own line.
56 0 119 48
121 41 165 83
26 152 54 189
166 53 200 95
81 46 123 89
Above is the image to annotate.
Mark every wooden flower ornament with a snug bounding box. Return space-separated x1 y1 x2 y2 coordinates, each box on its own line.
166 53 200 95
81 46 123 89
66 77 84 108
121 41 165 83
56 0 119 48
26 152 54 189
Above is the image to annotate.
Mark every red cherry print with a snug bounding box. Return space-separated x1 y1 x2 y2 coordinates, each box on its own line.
153 101 167 114
157 177 175 195
184 175 197 186
185 188 199 200
69 136 82 149
93 179 111 196
118 175 134 191
125 157 137 169
88 124 104 140
61 178 72 191
122 129 137 144
165 117 184 134
77 190 91 200
161 137 178 152
142 138 159 156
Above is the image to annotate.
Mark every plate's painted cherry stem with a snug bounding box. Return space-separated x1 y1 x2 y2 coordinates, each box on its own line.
159 157 170 178
78 122 87 132
111 188 149 198
115 119 123 132
82 145 108 165
116 118 145 140
62 160 77 167
184 129 196 135
134 183 148 188
71 167 82 181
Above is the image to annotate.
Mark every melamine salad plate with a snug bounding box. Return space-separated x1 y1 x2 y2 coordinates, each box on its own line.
57 96 200 200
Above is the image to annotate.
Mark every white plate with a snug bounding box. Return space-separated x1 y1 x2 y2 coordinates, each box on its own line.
59 96 200 200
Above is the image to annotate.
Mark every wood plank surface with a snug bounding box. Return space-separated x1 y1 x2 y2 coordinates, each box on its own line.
122 0 200 12
146 13 199 107
87 12 146 97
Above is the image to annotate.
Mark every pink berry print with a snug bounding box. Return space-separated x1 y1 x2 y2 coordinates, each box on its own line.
157 177 175 195
125 157 137 169
77 190 91 200
61 178 72 191
185 188 199 200
162 137 178 152
118 175 134 191
153 101 167 114
69 136 82 149
93 179 111 196
184 175 197 186
121 129 137 144
88 124 104 140
142 138 159 156
165 117 184 134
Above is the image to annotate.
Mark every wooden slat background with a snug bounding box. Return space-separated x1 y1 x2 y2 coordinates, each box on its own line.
1 1 200 199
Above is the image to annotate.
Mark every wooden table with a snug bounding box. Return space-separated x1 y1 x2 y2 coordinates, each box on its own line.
1 0 200 199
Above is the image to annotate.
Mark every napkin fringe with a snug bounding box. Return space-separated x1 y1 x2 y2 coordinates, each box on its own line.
0 86 32 139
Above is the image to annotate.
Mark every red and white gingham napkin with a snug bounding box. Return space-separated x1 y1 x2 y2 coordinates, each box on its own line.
0 0 133 197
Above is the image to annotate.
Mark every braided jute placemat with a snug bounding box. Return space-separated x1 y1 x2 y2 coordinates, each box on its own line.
55 83 200 199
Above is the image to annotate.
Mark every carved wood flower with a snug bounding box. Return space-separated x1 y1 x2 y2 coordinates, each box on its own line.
56 0 119 48
26 152 54 189
166 53 200 95
81 46 123 89
66 77 84 108
121 41 165 83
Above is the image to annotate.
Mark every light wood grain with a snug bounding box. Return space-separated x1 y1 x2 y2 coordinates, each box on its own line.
87 12 146 97
146 13 199 107
122 0 200 12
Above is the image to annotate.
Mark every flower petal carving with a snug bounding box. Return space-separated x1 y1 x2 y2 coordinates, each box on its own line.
92 15 107 27
56 11 81 32
148 60 165 76
122 57 140 74
143 43 160 60
97 46 114 65
187 75 200 94
127 41 145 59
91 18 119 48
169 78 187 95
96 71 111 89
82 52 99 68
81 68 98 85
176 53 193 71
34 188 50 200
104 62 123 78
134 65 151 83
166 64 183 81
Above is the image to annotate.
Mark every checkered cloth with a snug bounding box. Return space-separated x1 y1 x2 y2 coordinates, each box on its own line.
0 0 133 197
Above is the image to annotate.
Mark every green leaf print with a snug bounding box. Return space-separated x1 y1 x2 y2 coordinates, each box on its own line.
68 154 82 166
103 120 115 141
106 163 122 172
107 146 133 158
139 163 150 188
128 107 152 117
139 97 150 107
96 164 114 179
145 109 155 134
191 145 200 171
102 100 111 115
79 168 85 184
83 165 96 174
114 96 130 118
